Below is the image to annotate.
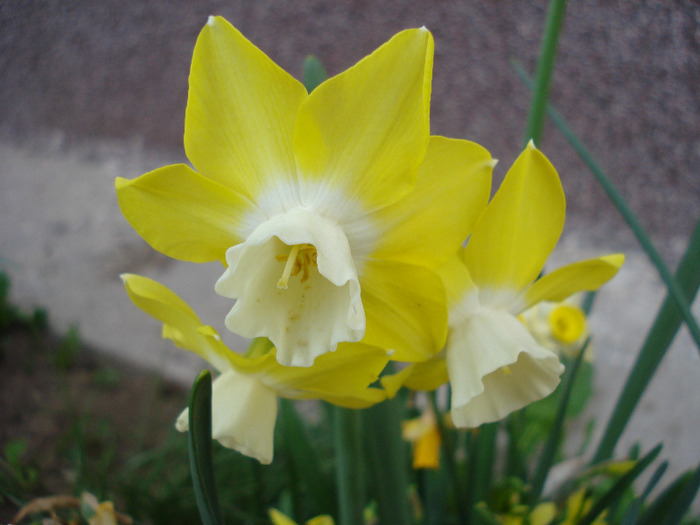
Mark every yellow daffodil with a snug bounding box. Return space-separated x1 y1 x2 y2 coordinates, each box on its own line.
402 405 442 469
519 297 592 360
122 273 389 464
495 501 557 525
561 488 608 525
269 508 335 525
116 17 493 367
402 142 624 428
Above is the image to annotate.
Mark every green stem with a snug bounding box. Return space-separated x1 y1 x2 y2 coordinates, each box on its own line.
333 406 366 525
514 62 700 355
524 0 568 146
592 218 700 463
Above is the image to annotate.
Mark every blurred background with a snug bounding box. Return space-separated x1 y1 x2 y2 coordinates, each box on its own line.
0 0 698 512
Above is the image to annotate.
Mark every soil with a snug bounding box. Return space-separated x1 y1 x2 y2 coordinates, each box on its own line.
0 323 189 523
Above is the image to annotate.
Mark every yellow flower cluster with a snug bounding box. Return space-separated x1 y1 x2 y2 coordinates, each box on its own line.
117 16 623 463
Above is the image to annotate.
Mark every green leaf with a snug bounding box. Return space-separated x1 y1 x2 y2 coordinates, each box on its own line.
578 444 662 525
524 0 568 146
303 55 327 94
593 218 700 463
529 340 589 503
362 393 414 525
279 399 337 517
333 405 366 525
188 370 224 525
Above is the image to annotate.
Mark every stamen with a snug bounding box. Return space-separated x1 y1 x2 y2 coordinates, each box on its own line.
277 244 301 289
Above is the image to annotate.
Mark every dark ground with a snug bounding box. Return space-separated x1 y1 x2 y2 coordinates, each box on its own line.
1 1 699 254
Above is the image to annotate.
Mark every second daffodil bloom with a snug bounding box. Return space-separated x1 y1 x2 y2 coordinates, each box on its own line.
116 16 493 367
122 274 390 464
404 142 624 428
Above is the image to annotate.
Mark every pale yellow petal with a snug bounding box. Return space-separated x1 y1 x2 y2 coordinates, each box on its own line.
116 164 257 263
370 136 493 267
215 208 364 367
464 142 565 304
360 260 447 362
185 16 306 199
293 28 433 211
176 370 278 464
447 308 564 428
515 254 625 313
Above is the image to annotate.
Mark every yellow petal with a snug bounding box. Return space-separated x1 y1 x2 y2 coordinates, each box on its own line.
263 342 390 399
176 370 278 464
360 260 447 362
464 142 565 305
447 308 564 428
121 274 234 372
529 502 557 525
516 254 625 313
436 251 479 316
293 28 433 211
184 16 306 200
370 136 493 267
268 509 298 525
412 423 441 469
401 358 449 392
116 164 258 263
306 516 335 525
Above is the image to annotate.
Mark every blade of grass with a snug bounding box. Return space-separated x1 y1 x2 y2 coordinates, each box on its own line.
515 61 700 355
529 339 589 503
333 406 366 525
363 394 414 525
188 370 224 525
279 399 337 517
524 0 568 145
592 218 700 463
578 444 662 525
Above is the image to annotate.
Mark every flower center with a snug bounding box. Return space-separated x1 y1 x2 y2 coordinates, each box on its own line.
276 243 318 289
548 305 586 344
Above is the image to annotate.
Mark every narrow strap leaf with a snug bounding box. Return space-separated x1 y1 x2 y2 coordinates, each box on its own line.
578 444 662 525
333 406 366 525
592 218 700 463
188 370 224 525
661 463 700 525
637 465 700 525
529 339 589 503
362 394 414 525
524 0 568 146
279 399 337 516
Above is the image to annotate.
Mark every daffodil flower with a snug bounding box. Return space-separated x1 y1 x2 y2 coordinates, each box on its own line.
403 142 624 428
122 273 390 464
402 407 442 469
519 297 592 360
116 17 493 368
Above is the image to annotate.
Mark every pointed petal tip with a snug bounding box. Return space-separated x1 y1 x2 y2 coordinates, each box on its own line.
489 158 499 168
527 138 537 150
206 15 217 27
